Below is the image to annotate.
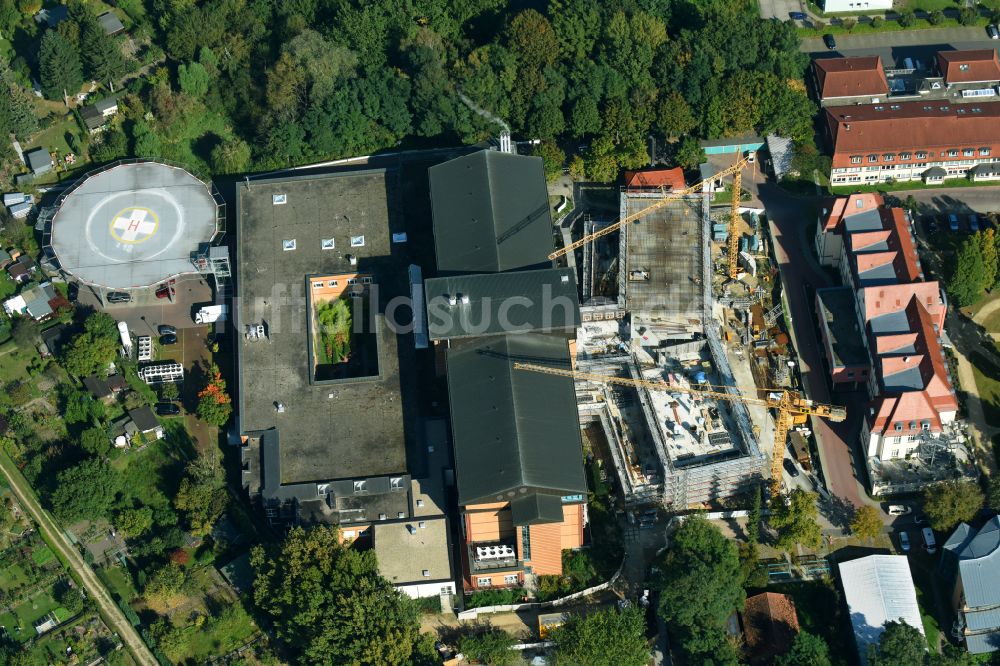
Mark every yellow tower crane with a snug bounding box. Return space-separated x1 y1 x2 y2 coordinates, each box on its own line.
727 153 743 280
513 362 846 496
548 154 749 261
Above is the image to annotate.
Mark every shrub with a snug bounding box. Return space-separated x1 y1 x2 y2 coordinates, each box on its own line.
466 587 526 608
928 9 944 25
871 16 884 29
897 10 915 27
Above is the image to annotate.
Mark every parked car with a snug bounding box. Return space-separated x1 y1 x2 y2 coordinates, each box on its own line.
159 333 177 345
899 531 911 553
155 284 175 299
970 214 981 232
789 11 807 20
948 213 960 231
155 402 180 416
158 324 177 336
783 458 800 477
887 504 911 516
988 24 999 39
922 527 937 554
107 291 131 304
823 34 837 50
67 282 78 302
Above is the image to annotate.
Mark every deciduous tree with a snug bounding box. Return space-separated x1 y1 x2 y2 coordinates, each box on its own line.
196 363 232 426
551 607 649 666
117 506 153 537
80 427 111 457
251 525 426 665
923 480 983 532
459 631 518 666
177 62 210 98
979 228 998 289
777 630 831 666
868 620 926 665
50 459 123 523
210 137 252 174
770 489 822 550
851 504 883 541
656 516 744 663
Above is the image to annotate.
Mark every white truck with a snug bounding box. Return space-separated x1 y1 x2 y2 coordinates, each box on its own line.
194 304 228 324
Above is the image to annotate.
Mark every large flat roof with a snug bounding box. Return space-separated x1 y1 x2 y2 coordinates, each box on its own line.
236 169 413 484
373 517 452 586
621 194 703 328
50 162 218 289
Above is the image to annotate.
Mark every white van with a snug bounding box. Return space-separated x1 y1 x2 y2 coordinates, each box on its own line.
922 527 937 554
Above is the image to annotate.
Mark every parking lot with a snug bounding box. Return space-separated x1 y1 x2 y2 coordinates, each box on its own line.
75 276 215 333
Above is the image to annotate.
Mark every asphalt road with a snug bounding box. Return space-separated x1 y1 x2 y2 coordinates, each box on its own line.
802 27 997 58
908 186 1000 215
0 453 158 666
757 184 871 510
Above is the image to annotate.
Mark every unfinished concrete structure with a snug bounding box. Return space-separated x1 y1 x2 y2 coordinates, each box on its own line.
576 189 765 509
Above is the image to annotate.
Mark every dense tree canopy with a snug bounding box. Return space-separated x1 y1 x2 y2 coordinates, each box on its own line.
50 458 123 522
868 620 926 666
551 607 649 666
770 489 823 550
37 0 812 179
923 480 984 532
655 515 743 664
251 525 428 665
851 504 883 541
61 313 120 378
776 630 831 666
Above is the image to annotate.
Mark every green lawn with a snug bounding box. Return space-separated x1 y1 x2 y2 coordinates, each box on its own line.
163 603 257 663
0 562 32 592
829 177 988 196
30 544 54 566
971 358 1000 427
97 564 137 604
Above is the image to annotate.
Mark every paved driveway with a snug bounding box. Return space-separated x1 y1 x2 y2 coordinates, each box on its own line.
760 0 805 21
758 184 871 510
907 186 1000 215
802 27 995 56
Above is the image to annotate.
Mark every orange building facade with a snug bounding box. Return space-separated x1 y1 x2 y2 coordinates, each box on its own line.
460 501 586 590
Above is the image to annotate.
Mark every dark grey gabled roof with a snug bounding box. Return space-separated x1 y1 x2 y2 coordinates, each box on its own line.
429 150 554 274
510 492 565 525
944 517 1000 610
425 267 580 340
445 333 587 506
128 406 159 432
843 208 884 233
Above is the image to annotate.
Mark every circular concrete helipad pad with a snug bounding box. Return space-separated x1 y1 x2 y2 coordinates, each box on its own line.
50 162 217 289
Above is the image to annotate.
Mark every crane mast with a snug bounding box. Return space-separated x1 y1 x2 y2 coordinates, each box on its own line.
727 160 742 280
512 362 846 496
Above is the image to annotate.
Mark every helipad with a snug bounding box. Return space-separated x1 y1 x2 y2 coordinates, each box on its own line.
49 162 218 289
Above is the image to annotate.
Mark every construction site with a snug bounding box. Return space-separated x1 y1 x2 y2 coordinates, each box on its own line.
561 159 843 510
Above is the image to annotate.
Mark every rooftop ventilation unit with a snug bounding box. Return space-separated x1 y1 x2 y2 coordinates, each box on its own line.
476 544 516 561
446 293 457 306
275 402 286 413
347 254 357 266
407 525 417 535
460 293 470 305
